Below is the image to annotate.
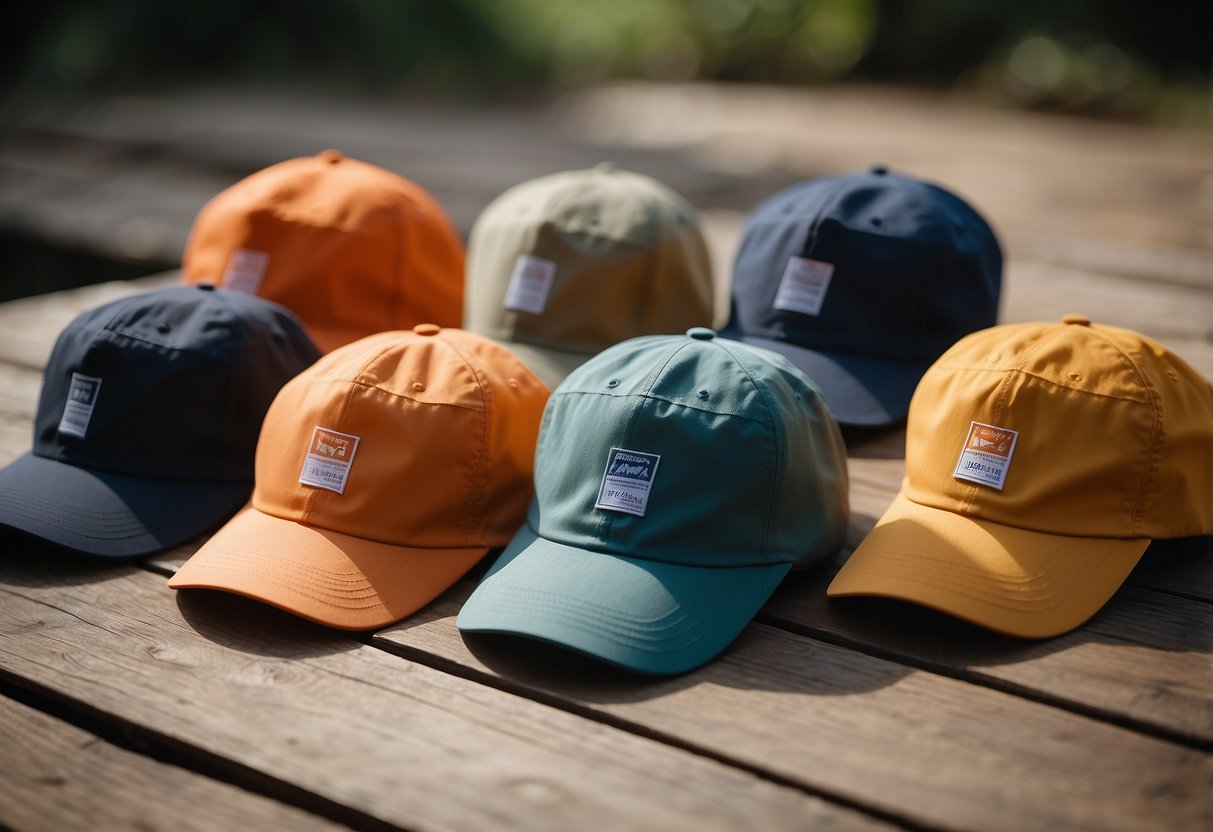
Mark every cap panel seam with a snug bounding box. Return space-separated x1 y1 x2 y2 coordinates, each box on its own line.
713 338 780 559
594 340 689 542
302 348 383 524
1081 328 1160 535
439 336 491 549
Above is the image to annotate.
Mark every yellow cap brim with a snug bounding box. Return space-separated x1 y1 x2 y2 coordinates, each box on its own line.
827 490 1149 638
168 506 487 630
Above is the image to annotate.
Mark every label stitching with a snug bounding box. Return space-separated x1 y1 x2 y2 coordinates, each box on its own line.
503 255 557 315
222 249 270 294
299 426 361 494
595 447 661 517
953 421 1019 490
58 373 102 439
772 256 835 317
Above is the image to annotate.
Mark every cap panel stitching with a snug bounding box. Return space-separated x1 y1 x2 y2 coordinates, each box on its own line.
440 335 492 549
713 338 780 559
595 339 689 542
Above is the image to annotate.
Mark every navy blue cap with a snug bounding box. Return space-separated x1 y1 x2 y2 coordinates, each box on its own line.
722 166 1002 427
0 285 320 557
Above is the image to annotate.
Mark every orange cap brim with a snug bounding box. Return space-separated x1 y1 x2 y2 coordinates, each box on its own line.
168 506 488 630
826 490 1149 638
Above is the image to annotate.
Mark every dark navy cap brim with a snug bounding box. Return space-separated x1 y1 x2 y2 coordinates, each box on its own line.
0 453 250 558
726 335 928 427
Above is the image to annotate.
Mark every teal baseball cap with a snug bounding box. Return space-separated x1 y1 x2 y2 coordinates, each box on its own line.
456 327 849 675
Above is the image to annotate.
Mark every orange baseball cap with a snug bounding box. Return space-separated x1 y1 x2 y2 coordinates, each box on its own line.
168 325 550 630
828 315 1213 638
181 150 465 353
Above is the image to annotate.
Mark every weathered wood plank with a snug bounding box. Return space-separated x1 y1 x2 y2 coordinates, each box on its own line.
763 568 1213 746
0 558 884 832
373 587 1213 832
0 693 345 832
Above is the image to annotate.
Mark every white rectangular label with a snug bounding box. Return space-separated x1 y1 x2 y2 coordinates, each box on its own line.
953 421 1019 490
222 249 270 294
595 447 661 517
773 256 835 317
58 373 102 439
503 255 557 315
299 426 361 494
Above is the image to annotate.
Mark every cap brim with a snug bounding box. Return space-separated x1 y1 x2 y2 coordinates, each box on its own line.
826 491 1150 638
0 453 249 558
456 523 793 675
727 335 927 427
168 506 488 630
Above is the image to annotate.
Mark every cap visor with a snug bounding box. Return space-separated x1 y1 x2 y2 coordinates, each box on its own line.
826 491 1150 638
168 506 488 630
729 335 927 427
0 453 249 558
456 523 792 675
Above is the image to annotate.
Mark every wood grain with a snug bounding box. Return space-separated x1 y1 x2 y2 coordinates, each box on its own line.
374 587 1213 832
0 693 345 832
0 559 883 832
763 568 1213 746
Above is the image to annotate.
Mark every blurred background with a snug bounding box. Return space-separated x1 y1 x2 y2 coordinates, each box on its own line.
1 0 1210 302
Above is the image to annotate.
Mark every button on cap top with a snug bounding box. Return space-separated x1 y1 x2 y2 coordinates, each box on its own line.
687 327 716 341
413 323 441 336
1061 314 1091 326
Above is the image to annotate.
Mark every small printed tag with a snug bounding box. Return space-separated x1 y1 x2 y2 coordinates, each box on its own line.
503 255 557 315
58 373 102 439
595 447 661 517
299 427 361 494
773 256 835 317
222 249 270 294
954 421 1019 490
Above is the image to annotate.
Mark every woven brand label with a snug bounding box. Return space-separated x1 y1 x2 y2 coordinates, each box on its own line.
773 256 834 317
503 255 557 315
299 427 361 494
954 421 1019 490
222 249 270 294
58 373 102 439
595 447 661 517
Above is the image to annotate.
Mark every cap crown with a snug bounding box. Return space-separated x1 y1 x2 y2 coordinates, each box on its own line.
182 151 465 346
251 328 549 549
465 165 714 354
33 285 320 482
905 318 1213 538
529 331 849 567
728 168 1001 362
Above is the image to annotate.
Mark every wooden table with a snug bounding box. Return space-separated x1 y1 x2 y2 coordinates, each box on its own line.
0 84 1210 832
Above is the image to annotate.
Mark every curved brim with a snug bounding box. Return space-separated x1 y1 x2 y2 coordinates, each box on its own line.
729 335 928 427
0 453 249 558
168 506 488 630
456 523 793 675
826 491 1150 638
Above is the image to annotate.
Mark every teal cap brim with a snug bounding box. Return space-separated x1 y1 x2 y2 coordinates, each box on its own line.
456 522 793 676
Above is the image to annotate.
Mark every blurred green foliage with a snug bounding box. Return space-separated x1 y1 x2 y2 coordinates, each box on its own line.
3 0 1209 123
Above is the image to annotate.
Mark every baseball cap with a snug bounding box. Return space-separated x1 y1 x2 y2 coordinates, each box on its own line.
182 149 465 353
722 165 1002 427
457 327 849 675
828 315 1213 637
463 163 715 388
0 284 321 557
168 326 550 630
